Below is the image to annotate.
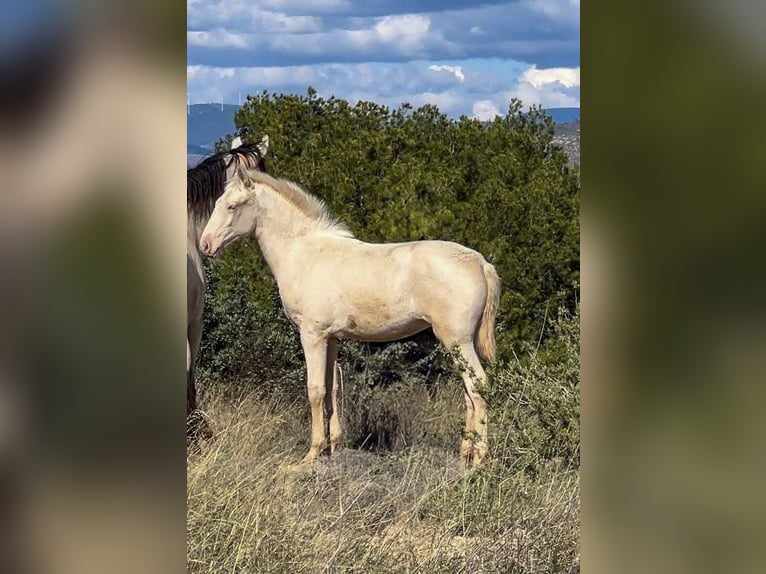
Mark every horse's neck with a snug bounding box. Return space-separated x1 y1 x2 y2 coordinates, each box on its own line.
252 196 317 282
187 214 207 277
187 213 208 245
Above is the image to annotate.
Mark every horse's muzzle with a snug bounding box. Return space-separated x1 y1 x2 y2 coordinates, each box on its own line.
199 235 217 256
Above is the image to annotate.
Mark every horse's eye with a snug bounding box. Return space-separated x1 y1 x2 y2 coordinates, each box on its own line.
227 203 238 212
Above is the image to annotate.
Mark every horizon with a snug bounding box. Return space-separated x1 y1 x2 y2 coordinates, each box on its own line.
186 101 580 110
186 99 578 163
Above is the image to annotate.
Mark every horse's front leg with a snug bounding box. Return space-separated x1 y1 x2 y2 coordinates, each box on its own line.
300 329 329 464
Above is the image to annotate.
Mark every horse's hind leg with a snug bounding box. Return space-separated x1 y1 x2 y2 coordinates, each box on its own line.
187 337 195 415
187 318 212 444
325 338 342 454
447 341 488 467
460 394 476 464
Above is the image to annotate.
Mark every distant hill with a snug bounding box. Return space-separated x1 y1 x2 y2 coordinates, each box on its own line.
545 107 580 124
186 102 580 167
186 103 579 148
552 120 580 166
187 103 240 150
188 154 205 168
187 144 213 156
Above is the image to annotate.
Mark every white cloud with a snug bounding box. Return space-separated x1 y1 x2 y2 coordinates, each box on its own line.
187 28 251 49
519 65 580 89
526 0 580 25
407 91 463 113
187 12 447 62
187 1 579 71
472 100 501 121
188 1 324 32
257 0 350 13
429 64 465 82
501 71 580 109
186 2 579 127
187 58 579 120
374 14 431 48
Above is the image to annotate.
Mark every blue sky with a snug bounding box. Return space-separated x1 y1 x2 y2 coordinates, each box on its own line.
187 0 580 119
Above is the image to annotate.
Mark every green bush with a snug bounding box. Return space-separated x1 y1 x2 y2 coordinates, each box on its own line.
196 249 305 399
205 91 579 368
196 91 579 476
486 304 580 471
190 92 580 573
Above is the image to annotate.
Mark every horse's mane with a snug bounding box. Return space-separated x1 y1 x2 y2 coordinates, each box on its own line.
243 170 354 238
187 142 267 219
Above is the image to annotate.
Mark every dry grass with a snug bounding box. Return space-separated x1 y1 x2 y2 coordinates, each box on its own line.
188 385 579 573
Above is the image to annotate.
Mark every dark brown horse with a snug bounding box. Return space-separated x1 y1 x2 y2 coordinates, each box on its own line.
187 136 268 441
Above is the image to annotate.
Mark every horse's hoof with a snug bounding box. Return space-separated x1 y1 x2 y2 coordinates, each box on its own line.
472 449 488 468
284 460 318 474
187 410 213 448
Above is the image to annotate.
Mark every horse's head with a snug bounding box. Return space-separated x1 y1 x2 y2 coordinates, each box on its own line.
188 134 269 223
199 166 260 256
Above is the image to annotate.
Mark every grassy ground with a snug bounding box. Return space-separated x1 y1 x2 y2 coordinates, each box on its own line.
187 379 579 573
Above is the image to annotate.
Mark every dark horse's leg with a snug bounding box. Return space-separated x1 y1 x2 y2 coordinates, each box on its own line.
187 372 212 445
187 326 212 445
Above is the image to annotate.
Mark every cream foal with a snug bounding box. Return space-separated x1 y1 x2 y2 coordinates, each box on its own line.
200 167 500 466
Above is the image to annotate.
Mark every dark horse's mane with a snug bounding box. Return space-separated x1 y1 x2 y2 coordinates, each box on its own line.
187 142 267 219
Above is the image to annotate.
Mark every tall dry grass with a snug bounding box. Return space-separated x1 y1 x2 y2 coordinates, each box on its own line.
188 387 578 572
189 306 579 572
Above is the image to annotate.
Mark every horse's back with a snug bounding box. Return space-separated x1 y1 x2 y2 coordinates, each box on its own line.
342 238 485 269
308 238 482 289
290 237 490 341
407 240 489 303
305 237 488 299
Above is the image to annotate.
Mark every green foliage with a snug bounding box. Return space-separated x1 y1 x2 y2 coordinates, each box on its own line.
197 239 305 397
199 88 579 391
192 91 580 571
486 304 581 471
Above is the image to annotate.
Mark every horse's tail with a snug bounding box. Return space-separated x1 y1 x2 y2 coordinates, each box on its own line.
476 260 501 362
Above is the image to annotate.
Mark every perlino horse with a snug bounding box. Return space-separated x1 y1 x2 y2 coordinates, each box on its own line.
199 166 500 466
187 136 268 440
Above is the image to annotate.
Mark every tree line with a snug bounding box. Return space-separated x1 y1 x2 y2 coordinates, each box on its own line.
200 88 580 388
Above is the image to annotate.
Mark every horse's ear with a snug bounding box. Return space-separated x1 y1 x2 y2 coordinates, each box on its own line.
230 136 243 150
257 135 269 156
235 164 254 189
